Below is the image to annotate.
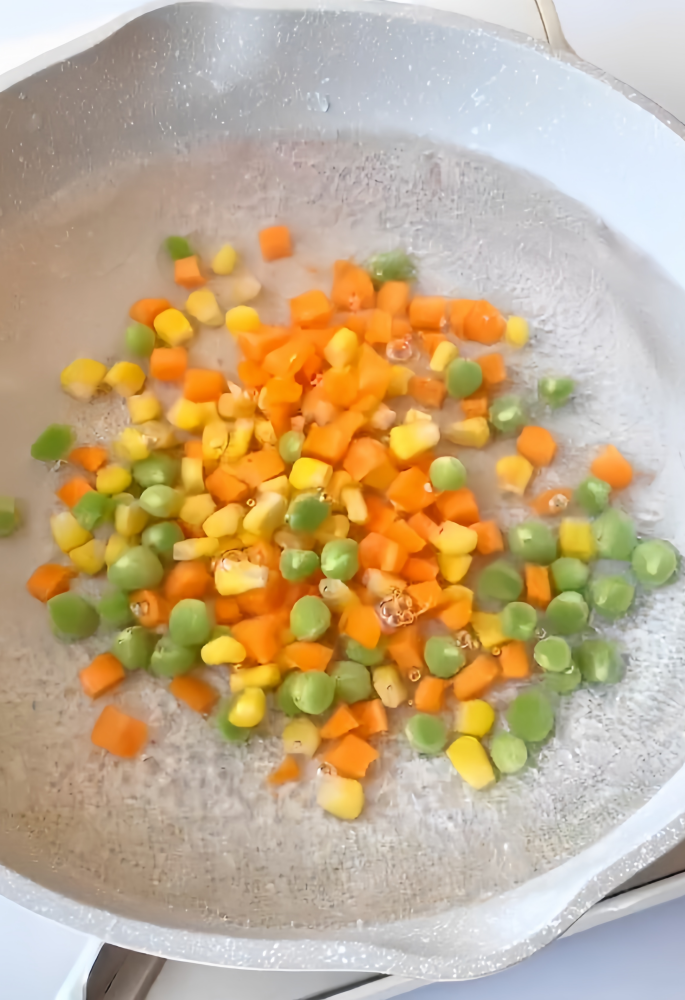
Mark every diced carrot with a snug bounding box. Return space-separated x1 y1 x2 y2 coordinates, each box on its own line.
322 367 359 408
387 625 423 672
407 511 440 544
282 582 318 611
184 440 204 459
91 705 147 758
300 352 323 382
358 532 408 574
324 733 378 779
385 519 425 554
420 332 447 358
320 704 360 739
68 446 108 472
268 755 301 785
343 437 388 482
357 343 391 399
129 297 170 327
26 563 75 603
435 488 480 525
214 596 242 625
307 327 337 355
392 317 412 340
245 540 281 570
236 570 286 617
406 580 443 613
408 376 447 409
164 560 212 603
463 300 506 344
129 589 170 628
590 444 633 490
263 337 315 378
304 422 353 465
342 605 381 650
525 564 551 608
517 426 557 467
471 520 504 555
174 255 206 289
332 260 375 311
237 327 291 364
365 495 397 533
332 312 369 337
363 457 399 491
232 450 286 488
439 598 472 630
409 296 446 330
365 309 392 345
531 487 573 517
377 281 410 317
150 346 188 381
183 368 226 403
79 653 126 698
266 402 295 438
232 615 283 664
453 655 500 700
205 467 250 503
170 674 219 714
414 676 447 713
259 225 293 262
282 642 334 672
351 699 388 738
264 377 303 406
461 389 489 419
403 556 439 582
290 290 333 328
180 521 206 539
237 360 270 388
476 352 507 386
56 477 94 508
450 298 476 338
500 641 530 679
387 466 434 514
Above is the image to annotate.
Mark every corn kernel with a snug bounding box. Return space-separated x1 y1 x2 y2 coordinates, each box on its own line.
204 503 245 538
127 391 162 424
404 408 433 424
257 475 290 498
60 358 107 401
505 315 530 348
104 361 146 398
69 538 106 575
470 611 506 649
218 386 257 420
167 397 203 431
230 663 281 692
437 553 472 583
389 420 440 461
224 273 261 306
324 327 358 369
314 514 350 545
215 558 269 596
289 457 333 490
363 569 407 599
50 511 92 553
114 502 149 537
225 305 260 336
185 288 223 327
215 535 245 554
434 522 478 556
173 537 219 561
105 532 134 567
228 688 266 728
341 485 368 525
445 417 490 448
180 493 216 526
442 584 474 606
196 401 220 427
113 427 150 463
455 700 495 738
181 456 204 495
212 243 238 275
283 717 321 757
238 530 261 547
96 465 132 495
386 365 414 397
317 775 364 820
446 736 495 789
153 308 193 346
242 491 288 540
138 420 176 450
559 518 597 562
328 470 354 502
224 418 254 461
496 455 534 495
372 665 407 708
254 418 277 447
319 577 360 612
202 420 229 463
430 341 459 372
201 634 247 665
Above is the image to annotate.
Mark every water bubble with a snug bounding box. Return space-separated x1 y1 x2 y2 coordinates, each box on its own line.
306 92 330 113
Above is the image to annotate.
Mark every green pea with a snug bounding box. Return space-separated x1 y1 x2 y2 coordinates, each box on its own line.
429 456 467 492
321 539 359 581
107 545 164 591
280 548 320 582
169 599 212 646
72 492 112 531
545 592 589 635
574 476 611 516
544 662 582 695
278 430 305 464
0 496 18 537
588 574 635 619
276 673 301 716
507 688 554 742
291 671 335 715
111 626 156 670
534 636 572 673
405 714 448 755
490 732 528 773
501 602 537 641
287 492 330 533
576 638 622 684
216 699 252 742
489 395 527 433
290 596 331 641
343 636 385 667
31 424 74 462
592 508 637 561
132 454 179 488
126 322 156 357
98 589 135 628
47 592 99 640
538 376 574 409
445 358 483 399
165 235 193 260
142 520 185 557
139 485 183 519
632 540 678 588
508 521 557 565
550 557 589 593
477 560 523 603
329 660 373 703
424 636 466 678
150 636 197 677
366 249 417 287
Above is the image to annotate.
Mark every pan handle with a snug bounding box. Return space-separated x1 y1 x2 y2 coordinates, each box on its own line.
534 0 575 55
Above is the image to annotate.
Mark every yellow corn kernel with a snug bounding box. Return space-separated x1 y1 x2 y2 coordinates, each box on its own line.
137 420 176 450
386 365 414 397
257 475 290 498
180 493 217 527
496 455 534 495
437 553 472 584
228 688 266 728
434 522 478 556
319 577 360 612
225 305 260 336
283 717 321 757
470 611 506 649
181 456 204 495
455 700 496 738
105 532 134 567
203 503 245 538
113 427 150 463
172 537 220 561
50 511 92 553
341 485 368 525
445 417 490 448
505 315 530 348
559 518 597 562
153 307 194 346
185 288 223 327
202 420 229 464
127 391 162 424
363 569 407 600
230 663 281 692
201 634 247 666
446 736 495 789
223 418 254 461
324 327 358 369
167 397 203 432
104 362 146 398
69 538 106 575
254 418 277 447
317 775 364 820
96 465 132 495
196 401 220 427
238 530 261 547
218 386 257 420
289 457 333 490
429 341 459 372
224 273 262 306
314 514 350 545
389 420 440 461
212 243 238 275
372 665 408 708
404 408 432 424
242 491 288 540
60 358 107 401
273 528 313 550
328 470 354 502
215 558 269 596
114 501 149 537
442 584 474 607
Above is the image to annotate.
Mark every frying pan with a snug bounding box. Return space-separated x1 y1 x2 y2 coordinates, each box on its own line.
2 0 685 980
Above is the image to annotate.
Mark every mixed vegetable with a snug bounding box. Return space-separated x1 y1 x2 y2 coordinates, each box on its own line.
21 226 679 821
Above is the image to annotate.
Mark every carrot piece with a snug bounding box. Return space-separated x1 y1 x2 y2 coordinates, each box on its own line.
26 563 74 603
236 571 286 617
264 377 303 406
407 511 440 544
386 466 434 514
531 487 573 517
409 296 446 330
435 488 480 525
320 705 360 740
170 674 219 715
461 389 489 419
324 733 378 779
387 625 423 672
150 346 188 381
342 605 381 650
245 540 281 570
439 598 472 630
174 255 206 289
343 437 388 481
237 327 290 363
282 642 334 672
238 360 270 388
129 297 170 327
266 403 295 438
232 450 286 488
377 281 410 317
450 298 476 338
403 556 439 582
476 352 507 386
517 426 557 467
408 376 447 409
268 755 301 785
130 589 170 628
365 309 392 345
351 699 388 739
358 533 408 574
56 477 94 508
420 332 446 357
392 317 412 341
91 705 147 758
463 300 506 344
453 655 500 700
406 580 443 613
79 653 126 699
331 312 370 337
232 615 283 664
322 367 359 408
300 352 323 382
259 225 293 261
68 446 108 472
290 290 333 328
183 368 227 403
385 520 426 554
414 676 447 713
471 520 504 555
214 596 242 625
332 260 375 311
164 560 212 603
500 641 530 679
357 343 391 399
363 457 399 492
365 495 397 534
184 440 204 459
525 564 552 608
590 444 633 490
303 422 353 465
205 467 250 503
263 337 315 378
